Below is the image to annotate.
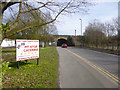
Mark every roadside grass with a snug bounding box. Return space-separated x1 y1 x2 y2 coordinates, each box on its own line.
2 48 16 53
2 46 59 88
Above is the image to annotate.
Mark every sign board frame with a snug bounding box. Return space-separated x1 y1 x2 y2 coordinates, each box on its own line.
16 39 39 68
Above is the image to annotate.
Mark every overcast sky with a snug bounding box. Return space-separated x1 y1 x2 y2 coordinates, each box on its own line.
55 1 119 35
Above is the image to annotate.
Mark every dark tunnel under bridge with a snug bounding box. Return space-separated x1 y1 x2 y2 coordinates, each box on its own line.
57 37 67 46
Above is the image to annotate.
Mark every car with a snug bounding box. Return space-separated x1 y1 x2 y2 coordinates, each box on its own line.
61 44 68 48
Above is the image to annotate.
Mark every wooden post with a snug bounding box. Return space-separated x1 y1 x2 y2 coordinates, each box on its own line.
17 61 20 69
37 58 39 65
25 60 28 63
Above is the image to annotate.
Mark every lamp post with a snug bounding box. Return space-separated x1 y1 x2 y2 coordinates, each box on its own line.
80 18 83 47
75 29 76 36
80 19 82 36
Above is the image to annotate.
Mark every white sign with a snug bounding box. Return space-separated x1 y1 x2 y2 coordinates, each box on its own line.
16 40 39 61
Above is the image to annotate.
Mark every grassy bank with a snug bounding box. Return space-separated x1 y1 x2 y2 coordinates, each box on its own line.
2 47 59 88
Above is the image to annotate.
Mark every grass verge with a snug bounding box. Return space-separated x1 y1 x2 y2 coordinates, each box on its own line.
2 48 16 53
2 46 59 88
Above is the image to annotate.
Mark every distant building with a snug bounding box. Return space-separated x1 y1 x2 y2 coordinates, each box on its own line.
1 39 15 47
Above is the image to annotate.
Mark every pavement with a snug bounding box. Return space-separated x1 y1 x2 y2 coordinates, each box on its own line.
57 47 118 88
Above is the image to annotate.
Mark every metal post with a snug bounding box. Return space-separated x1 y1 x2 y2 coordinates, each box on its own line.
80 19 82 36
75 29 76 36
80 19 83 47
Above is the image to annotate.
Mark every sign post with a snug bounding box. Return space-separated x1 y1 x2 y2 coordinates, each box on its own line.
25 60 28 63
16 40 39 68
17 61 20 69
37 58 39 65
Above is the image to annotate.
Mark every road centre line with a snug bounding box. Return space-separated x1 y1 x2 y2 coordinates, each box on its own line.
65 49 120 84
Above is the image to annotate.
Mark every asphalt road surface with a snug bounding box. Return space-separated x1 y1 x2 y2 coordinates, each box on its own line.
57 47 119 88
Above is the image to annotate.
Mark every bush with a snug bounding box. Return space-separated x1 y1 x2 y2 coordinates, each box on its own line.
2 61 11 75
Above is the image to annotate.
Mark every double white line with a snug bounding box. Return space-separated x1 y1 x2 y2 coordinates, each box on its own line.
65 49 120 84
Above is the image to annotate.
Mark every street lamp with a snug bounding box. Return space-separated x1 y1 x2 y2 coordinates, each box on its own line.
75 29 76 36
80 19 82 36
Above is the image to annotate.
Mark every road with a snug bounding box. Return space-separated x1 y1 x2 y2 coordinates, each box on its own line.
57 47 119 88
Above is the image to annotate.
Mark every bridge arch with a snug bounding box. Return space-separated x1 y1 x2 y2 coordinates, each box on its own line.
57 37 67 46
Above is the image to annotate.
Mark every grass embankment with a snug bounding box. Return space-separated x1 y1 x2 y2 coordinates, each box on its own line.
2 47 59 88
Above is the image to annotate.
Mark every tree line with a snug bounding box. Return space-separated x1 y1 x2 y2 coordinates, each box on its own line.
77 19 119 50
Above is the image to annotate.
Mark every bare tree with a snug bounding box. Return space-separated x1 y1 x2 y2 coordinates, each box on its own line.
83 18 118 50
104 18 118 50
84 20 107 48
1 0 92 44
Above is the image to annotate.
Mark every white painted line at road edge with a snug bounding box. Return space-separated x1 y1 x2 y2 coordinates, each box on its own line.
65 49 120 84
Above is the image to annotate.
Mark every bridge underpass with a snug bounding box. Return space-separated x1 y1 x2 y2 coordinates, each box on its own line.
57 37 67 46
54 35 80 46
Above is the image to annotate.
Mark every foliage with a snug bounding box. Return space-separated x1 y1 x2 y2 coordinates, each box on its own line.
2 23 10 38
67 36 75 46
2 61 12 76
2 23 10 32
2 48 16 52
2 47 59 88
1 1 92 44
76 36 86 46
79 19 118 50
84 28 106 47
0 62 1 89
5 6 57 41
